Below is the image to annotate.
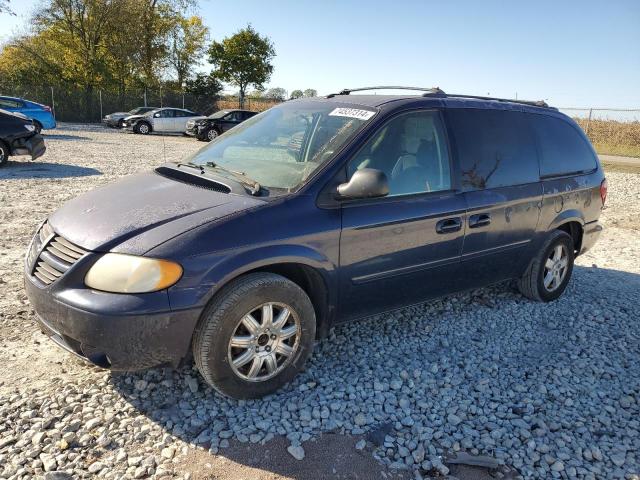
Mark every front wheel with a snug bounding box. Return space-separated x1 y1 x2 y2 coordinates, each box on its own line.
192 273 316 399
203 128 218 142
518 230 575 302
134 122 151 135
0 141 8 166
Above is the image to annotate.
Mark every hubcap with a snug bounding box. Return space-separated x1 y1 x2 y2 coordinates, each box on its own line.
208 129 217 140
140 124 149 133
228 302 300 382
543 244 569 292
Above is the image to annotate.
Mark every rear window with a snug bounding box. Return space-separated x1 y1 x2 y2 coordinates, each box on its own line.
529 114 597 177
448 109 539 191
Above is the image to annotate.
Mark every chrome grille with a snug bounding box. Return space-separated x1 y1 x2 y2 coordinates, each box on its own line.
30 222 88 286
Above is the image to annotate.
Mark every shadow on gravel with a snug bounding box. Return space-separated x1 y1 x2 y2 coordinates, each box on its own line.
42 133 92 141
108 265 639 479
0 161 102 179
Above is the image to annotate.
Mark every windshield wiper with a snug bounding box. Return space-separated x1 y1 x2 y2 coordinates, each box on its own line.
176 161 205 174
204 161 262 195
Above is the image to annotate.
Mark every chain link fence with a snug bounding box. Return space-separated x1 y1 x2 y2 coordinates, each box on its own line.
559 108 640 158
1 84 638 157
0 85 283 123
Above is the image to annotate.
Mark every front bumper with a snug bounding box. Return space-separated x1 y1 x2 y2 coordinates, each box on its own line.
102 117 123 127
579 220 603 255
11 134 46 160
24 257 201 370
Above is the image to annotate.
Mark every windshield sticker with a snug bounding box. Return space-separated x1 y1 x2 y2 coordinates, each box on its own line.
328 108 376 120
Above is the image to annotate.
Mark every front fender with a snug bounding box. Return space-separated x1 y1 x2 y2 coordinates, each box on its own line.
167 244 337 312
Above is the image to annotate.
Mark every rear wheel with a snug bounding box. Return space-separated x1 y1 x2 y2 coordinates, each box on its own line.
192 273 316 399
0 141 8 166
518 230 575 302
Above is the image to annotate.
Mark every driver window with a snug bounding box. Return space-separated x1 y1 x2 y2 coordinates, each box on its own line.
347 110 451 196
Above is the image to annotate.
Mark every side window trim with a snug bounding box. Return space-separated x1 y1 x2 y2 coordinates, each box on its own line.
343 108 456 201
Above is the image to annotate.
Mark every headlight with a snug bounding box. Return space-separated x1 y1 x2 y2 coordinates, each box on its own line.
24 124 36 132
85 253 183 293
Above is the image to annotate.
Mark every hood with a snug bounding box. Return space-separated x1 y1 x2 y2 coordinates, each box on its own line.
0 108 29 122
124 114 146 121
48 170 265 254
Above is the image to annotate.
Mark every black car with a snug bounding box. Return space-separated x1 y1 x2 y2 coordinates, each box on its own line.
24 87 605 399
0 109 46 166
186 109 257 141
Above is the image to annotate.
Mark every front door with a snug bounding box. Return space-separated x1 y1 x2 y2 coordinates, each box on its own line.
339 109 466 319
154 109 175 132
445 108 542 286
220 112 242 132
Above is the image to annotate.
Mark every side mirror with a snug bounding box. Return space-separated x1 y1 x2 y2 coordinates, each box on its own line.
337 168 389 199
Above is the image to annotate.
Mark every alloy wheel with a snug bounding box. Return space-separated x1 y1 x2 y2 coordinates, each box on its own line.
543 244 569 292
207 129 218 141
227 302 300 382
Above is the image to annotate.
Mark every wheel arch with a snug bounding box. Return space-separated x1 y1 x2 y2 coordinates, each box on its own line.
547 210 585 253
188 247 338 340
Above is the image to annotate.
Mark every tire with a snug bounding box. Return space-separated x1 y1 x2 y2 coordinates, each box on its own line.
204 128 219 142
192 272 316 399
135 122 151 135
33 121 43 134
518 230 575 302
117 119 125 128
0 140 9 167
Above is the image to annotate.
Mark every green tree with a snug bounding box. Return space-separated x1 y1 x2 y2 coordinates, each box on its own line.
168 14 208 87
208 25 275 108
303 88 317 97
264 87 286 100
290 89 303 99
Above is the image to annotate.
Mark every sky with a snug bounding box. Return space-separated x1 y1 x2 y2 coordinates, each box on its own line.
1 0 639 109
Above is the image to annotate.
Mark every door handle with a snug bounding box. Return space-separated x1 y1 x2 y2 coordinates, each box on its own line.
436 217 462 234
469 213 491 228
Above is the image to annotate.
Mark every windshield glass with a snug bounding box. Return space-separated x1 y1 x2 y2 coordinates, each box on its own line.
208 110 230 119
185 101 377 191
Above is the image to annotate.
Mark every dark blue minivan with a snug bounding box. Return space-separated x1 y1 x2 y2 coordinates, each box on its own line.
24 87 605 398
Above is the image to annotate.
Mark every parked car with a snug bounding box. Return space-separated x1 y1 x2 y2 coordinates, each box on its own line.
0 109 46 166
24 86 605 399
0 96 56 132
123 107 202 135
103 107 158 128
186 109 258 141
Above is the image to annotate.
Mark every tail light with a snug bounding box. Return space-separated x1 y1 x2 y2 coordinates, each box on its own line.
599 178 607 206
43 106 52 112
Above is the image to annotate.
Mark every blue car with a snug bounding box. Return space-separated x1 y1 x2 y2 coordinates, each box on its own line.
24 86 605 399
0 96 56 132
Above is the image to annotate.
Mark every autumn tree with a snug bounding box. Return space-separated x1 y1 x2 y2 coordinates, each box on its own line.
167 14 208 87
208 25 275 108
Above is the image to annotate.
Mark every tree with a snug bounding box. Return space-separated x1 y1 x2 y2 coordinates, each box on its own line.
290 89 303 100
264 87 286 100
168 15 208 87
0 0 14 15
185 72 222 97
303 88 317 97
208 25 275 108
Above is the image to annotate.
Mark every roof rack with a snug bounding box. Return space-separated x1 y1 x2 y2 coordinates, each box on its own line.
326 85 552 108
326 86 445 98
444 94 551 108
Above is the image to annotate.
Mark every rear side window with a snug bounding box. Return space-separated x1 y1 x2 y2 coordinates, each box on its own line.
529 114 597 177
448 109 539 191
0 98 23 109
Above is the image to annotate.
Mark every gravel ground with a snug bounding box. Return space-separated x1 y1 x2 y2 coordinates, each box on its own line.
0 125 639 480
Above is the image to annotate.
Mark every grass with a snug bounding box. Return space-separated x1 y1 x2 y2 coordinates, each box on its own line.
593 143 640 158
573 118 640 158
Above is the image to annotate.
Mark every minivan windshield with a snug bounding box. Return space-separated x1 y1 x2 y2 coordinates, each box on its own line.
185 101 377 192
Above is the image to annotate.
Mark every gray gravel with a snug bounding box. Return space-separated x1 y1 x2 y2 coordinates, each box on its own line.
1 125 639 479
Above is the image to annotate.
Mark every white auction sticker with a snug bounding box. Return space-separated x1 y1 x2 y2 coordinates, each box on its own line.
328 107 376 121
